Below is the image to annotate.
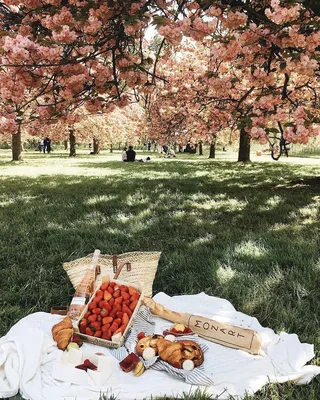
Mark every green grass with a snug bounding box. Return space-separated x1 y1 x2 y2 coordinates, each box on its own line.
0 149 319 400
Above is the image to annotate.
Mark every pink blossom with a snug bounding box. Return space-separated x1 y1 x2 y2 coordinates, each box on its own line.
294 106 307 119
265 2 301 24
84 17 102 35
208 7 222 17
0 117 18 134
52 25 77 44
158 24 182 45
222 12 248 29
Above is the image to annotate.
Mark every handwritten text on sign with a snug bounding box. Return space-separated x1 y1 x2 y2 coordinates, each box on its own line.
188 315 255 351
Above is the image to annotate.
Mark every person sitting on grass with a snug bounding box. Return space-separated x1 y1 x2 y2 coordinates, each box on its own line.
122 147 127 161
126 145 136 162
137 157 151 163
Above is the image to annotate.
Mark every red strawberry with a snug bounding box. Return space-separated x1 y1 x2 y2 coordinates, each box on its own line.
71 334 83 347
85 327 94 336
137 332 145 340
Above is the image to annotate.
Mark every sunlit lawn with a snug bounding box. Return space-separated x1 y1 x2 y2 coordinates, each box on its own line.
0 149 319 400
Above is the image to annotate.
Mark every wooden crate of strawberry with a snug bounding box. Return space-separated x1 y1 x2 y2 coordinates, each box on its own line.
76 276 143 348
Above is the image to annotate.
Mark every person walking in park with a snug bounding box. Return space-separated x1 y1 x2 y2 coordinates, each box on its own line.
39 139 44 152
126 145 136 162
42 137 52 153
43 138 47 153
46 137 52 154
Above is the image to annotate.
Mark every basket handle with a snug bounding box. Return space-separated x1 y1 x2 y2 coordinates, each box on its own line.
50 305 68 315
113 255 131 279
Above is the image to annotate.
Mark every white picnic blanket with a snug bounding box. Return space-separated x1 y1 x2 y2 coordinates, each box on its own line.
0 292 319 400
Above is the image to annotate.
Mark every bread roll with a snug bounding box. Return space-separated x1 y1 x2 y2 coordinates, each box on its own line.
136 335 204 369
51 316 73 350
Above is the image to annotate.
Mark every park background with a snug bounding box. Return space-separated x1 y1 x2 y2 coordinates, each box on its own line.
1 0 320 399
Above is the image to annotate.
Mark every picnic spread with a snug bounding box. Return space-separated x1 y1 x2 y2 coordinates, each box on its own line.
0 250 319 400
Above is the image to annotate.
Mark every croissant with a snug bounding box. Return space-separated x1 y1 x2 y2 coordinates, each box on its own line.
51 316 73 350
136 335 204 369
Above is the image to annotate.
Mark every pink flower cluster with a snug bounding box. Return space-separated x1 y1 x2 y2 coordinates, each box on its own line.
41 7 76 30
207 7 222 17
52 26 77 44
85 102 101 114
0 73 27 103
19 26 33 37
0 117 18 134
117 57 133 69
84 17 102 35
265 1 301 24
128 1 144 15
158 23 182 46
121 70 144 87
205 77 232 95
94 64 113 87
287 54 318 76
281 25 306 48
36 105 55 119
45 0 61 5
250 69 275 86
284 125 319 144
222 11 248 30
306 32 320 52
212 40 242 62
90 3 112 20
249 127 268 144
124 21 144 36
3 35 39 64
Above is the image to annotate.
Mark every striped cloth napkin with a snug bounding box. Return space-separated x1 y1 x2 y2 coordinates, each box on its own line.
110 306 214 386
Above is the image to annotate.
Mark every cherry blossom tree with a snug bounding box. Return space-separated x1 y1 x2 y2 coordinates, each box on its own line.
145 39 241 157
177 1 320 160
23 103 147 157
0 0 159 159
1 0 320 162
147 1 320 161
73 104 146 155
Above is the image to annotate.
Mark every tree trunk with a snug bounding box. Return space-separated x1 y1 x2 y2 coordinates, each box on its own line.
198 142 203 156
12 122 22 161
93 138 100 154
69 127 76 157
238 128 251 162
208 143 216 159
110 143 113 153
64 140 68 150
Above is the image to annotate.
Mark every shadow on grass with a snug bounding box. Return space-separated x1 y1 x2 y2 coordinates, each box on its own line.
0 159 319 400
0 161 319 316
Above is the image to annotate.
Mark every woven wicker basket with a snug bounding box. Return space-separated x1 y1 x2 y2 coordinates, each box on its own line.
63 251 161 297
